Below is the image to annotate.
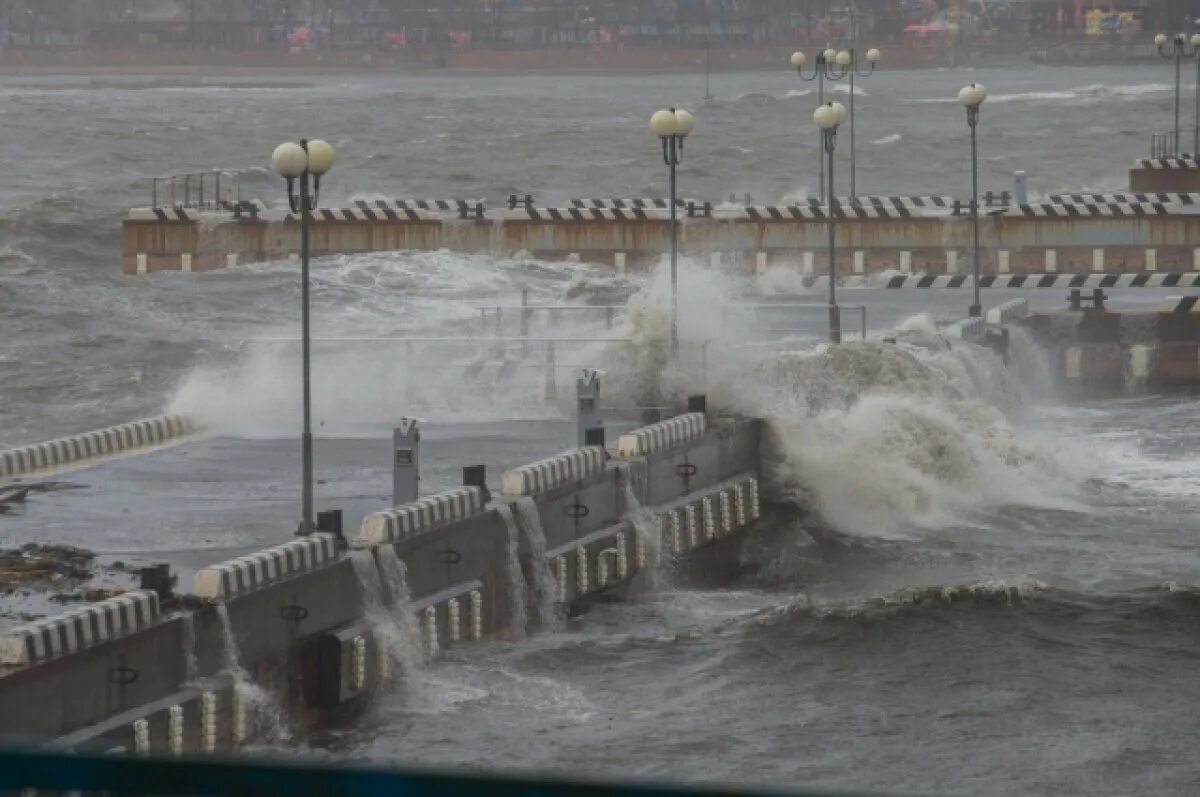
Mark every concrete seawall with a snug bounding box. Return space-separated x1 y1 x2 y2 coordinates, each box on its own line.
0 409 762 753
123 192 1200 276
0 415 199 481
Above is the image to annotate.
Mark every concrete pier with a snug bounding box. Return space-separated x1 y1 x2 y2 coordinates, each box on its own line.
0 408 762 753
124 188 1200 277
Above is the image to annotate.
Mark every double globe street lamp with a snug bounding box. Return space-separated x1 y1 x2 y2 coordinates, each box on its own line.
649 106 695 355
814 100 848 344
842 47 881 200
271 137 335 534
958 83 987 319
1155 32 1200 155
791 48 846 203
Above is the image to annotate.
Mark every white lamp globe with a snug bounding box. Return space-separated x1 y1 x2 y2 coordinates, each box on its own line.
866 48 882 63
832 101 848 124
305 139 335 176
650 109 677 137
673 108 695 137
1191 33 1200 47
958 83 987 108
272 142 308 179
790 51 806 68
1155 32 1168 47
814 103 839 130
836 50 851 66
823 47 836 61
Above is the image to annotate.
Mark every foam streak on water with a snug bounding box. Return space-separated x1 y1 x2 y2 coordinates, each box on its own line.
514 497 560 632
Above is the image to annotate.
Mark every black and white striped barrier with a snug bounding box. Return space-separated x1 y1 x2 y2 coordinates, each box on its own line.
360 486 486 546
388 199 480 213
567 198 693 209
0 414 198 480
1161 296 1200 312
127 207 204 222
0 590 159 666
985 298 1030 325
1048 192 1200 206
512 206 668 222
193 534 340 601
1136 157 1199 169
616 413 707 458
500 446 607 496
883 273 1200 289
286 206 438 223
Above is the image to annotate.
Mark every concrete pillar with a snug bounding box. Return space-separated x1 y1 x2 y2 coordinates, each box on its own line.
181 253 192 273
1130 345 1152 379
802 251 814 275
1065 347 1082 380
392 420 420 506
289 252 299 261
1044 249 1056 273
853 250 865 274
1193 248 1200 271
1092 248 1104 273
944 250 956 275
615 252 627 275
900 251 912 273
1145 248 1157 272
226 253 239 270
136 254 148 275
755 251 767 277
710 252 722 269
998 250 1010 274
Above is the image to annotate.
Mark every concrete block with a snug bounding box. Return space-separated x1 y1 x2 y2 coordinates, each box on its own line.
0 591 160 666
755 251 767 277
802 251 814 275
901 251 913 273
181 253 192 273
1044 249 1056 273
615 252 626 274
136 254 148 275
998 250 1010 274
1145 248 1157 271
194 534 340 601
500 446 606 496
986 298 1029 326
853 251 865 274
616 413 706 458
1130 345 1152 378
1092 248 1104 273
226 253 239 269
361 487 485 546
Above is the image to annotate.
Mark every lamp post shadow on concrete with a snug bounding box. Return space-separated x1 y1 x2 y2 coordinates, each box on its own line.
1154 32 1200 155
649 106 695 356
814 100 847 344
958 82 987 319
791 48 846 204
271 137 335 535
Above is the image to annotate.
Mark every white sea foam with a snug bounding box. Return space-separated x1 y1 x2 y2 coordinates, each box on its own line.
871 133 902 145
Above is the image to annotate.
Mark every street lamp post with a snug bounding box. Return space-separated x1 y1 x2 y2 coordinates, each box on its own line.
845 47 881 201
791 49 847 203
650 107 695 356
1154 32 1200 155
814 101 848 344
271 137 335 534
958 83 987 319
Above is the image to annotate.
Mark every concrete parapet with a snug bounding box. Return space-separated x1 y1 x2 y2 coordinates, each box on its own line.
500 446 607 496
985 298 1030 326
0 414 198 480
0 591 160 666
945 317 985 341
616 413 706 457
360 487 485 546
193 534 340 601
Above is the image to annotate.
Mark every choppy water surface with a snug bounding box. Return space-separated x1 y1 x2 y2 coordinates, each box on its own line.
1 66 1199 796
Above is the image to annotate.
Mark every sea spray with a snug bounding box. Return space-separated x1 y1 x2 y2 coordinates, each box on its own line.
618 466 663 591
351 548 425 678
180 612 197 682
496 503 529 638
215 604 289 744
514 496 561 631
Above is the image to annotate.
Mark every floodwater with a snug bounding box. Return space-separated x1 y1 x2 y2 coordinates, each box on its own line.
1 65 1198 796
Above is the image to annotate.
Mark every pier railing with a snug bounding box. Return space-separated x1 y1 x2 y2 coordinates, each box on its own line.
150 170 244 211
1149 131 1179 158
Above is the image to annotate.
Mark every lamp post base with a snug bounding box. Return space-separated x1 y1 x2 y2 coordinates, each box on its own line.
828 304 842 344
969 304 982 318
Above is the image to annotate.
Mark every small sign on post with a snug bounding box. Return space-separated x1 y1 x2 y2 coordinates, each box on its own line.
393 418 420 506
